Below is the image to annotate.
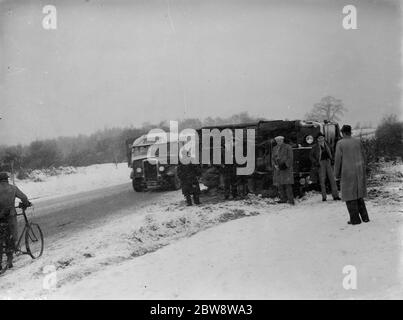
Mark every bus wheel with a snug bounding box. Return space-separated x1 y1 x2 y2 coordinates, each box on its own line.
132 179 144 192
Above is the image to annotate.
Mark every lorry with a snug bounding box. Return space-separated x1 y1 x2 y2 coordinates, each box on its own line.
197 119 341 196
126 119 341 195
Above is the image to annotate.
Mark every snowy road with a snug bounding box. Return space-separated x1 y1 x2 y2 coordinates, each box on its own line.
29 183 163 241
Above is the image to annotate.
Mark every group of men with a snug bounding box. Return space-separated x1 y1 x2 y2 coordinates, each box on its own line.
0 124 370 272
272 124 369 225
271 131 341 205
177 124 370 226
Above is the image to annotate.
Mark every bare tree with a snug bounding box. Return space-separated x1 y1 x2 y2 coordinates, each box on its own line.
305 96 347 122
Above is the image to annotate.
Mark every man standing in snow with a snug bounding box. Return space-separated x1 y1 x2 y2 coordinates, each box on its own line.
177 150 201 206
272 136 295 205
309 133 341 201
0 172 31 270
222 163 238 200
334 125 370 225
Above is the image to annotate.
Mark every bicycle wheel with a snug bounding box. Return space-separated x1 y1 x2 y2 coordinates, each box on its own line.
25 223 44 259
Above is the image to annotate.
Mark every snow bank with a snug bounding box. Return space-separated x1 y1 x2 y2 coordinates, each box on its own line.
51 191 403 300
352 128 376 139
367 161 403 207
14 163 130 202
1 162 402 299
128 196 264 257
0 190 293 299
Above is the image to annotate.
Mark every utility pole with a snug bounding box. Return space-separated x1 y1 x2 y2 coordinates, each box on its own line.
11 160 15 185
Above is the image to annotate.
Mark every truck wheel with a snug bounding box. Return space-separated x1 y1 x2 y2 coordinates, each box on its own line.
132 179 144 192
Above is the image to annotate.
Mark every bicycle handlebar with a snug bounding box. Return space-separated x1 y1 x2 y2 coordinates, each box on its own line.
16 202 33 209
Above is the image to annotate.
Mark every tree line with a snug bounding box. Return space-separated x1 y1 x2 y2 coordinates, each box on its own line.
304 96 403 162
0 112 263 177
360 114 403 164
1 103 402 178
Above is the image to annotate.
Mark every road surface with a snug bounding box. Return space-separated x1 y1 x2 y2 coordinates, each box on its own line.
23 183 167 241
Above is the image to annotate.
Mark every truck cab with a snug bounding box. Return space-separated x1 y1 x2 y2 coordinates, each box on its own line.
129 134 181 192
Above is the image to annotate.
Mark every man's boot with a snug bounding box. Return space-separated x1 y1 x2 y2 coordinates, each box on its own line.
347 220 361 225
6 255 13 269
346 200 362 225
277 185 287 203
193 194 200 205
186 195 193 206
357 198 370 222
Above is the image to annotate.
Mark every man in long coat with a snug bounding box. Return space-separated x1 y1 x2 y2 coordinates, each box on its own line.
222 163 238 200
271 136 295 205
334 125 370 225
178 149 201 206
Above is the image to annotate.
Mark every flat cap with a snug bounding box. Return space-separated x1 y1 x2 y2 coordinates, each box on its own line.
0 172 9 181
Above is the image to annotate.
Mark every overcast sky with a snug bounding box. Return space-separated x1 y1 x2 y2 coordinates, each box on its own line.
0 0 401 145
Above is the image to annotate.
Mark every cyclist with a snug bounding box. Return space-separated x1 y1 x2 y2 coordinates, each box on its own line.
0 172 31 270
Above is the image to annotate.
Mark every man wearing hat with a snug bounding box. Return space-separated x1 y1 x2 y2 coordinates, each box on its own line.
0 172 31 269
334 125 370 225
309 133 341 201
271 136 295 205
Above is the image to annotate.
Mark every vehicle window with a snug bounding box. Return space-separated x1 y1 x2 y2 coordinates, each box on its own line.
132 146 149 157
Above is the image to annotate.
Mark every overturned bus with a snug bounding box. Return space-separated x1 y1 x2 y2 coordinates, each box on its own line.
198 120 341 196
126 133 182 192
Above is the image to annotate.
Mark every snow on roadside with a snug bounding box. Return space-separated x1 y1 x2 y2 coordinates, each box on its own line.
367 161 403 208
14 163 130 202
0 190 275 299
1 162 402 299
51 189 403 300
352 128 376 139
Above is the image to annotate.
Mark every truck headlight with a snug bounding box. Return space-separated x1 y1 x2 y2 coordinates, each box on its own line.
136 167 142 173
159 166 165 172
306 135 314 144
299 178 306 185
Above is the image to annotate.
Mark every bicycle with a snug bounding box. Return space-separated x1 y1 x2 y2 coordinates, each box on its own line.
0 202 44 275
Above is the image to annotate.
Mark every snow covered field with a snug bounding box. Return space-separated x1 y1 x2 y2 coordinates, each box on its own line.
0 162 402 299
352 128 376 139
14 163 130 202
